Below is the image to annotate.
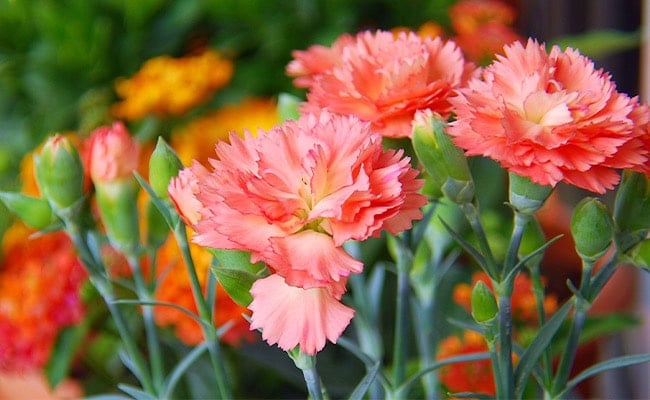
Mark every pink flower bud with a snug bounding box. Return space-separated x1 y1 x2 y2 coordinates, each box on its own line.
86 122 140 183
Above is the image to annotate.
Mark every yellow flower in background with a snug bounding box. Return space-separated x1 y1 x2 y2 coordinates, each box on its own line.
171 97 278 165
112 50 233 120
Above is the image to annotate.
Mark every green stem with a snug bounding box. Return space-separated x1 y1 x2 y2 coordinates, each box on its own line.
412 299 438 400
392 256 410 395
529 262 554 390
503 212 529 277
551 260 594 397
302 364 324 400
67 225 155 394
496 287 515 400
174 224 231 399
127 255 164 393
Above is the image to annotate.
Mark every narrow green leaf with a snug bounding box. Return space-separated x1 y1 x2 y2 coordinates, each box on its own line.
514 300 572 398
45 322 90 388
440 218 488 273
348 361 381 400
161 342 209 399
550 29 640 59
118 383 158 400
559 353 650 398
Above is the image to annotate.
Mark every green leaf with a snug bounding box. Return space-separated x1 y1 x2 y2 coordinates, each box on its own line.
118 383 158 400
209 248 266 274
559 353 650 398
514 300 572 398
0 191 57 229
45 321 91 388
348 361 381 400
210 267 260 307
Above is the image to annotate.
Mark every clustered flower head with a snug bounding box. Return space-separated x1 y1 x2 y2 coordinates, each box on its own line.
112 50 233 120
288 30 477 138
0 223 86 371
448 38 650 194
169 111 426 354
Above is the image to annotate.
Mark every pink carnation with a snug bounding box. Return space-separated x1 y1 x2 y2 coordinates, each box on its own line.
294 30 477 138
169 111 426 353
248 274 354 355
173 111 426 286
448 39 647 194
286 33 355 88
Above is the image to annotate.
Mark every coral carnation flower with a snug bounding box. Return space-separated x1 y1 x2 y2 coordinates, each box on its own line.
170 111 426 288
448 39 646 193
293 30 477 138
248 274 354 355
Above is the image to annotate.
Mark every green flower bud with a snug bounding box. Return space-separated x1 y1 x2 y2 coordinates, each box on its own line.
508 173 553 216
149 137 183 199
571 198 613 261
614 171 650 234
0 192 57 230
412 110 474 204
471 280 498 323
34 135 85 212
95 180 140 254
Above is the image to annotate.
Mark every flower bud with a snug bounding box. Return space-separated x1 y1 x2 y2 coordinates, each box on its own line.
86 121 139 183
570 198 613 261
471 280 498 323
34 135 85 211
87 122 141 252
149 137 183 199
412 110 474 203
508 173 552 216
0 192 56 229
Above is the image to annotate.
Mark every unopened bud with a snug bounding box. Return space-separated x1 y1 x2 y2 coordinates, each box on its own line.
149 137 183 199
471 280 498 323
571 198 613 261
412 110 474 203
34 135 85 211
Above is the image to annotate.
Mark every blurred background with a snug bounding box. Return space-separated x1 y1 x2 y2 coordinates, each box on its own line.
0 0 646 398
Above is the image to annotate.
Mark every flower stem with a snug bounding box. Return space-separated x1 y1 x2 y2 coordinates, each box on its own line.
529 262 554 390
302 363 324 400
496 287 515 400
551 260 594 396
127 255 165 392
412 298 439 400
174 224 231 399
392 251 411 394
67 224 155 394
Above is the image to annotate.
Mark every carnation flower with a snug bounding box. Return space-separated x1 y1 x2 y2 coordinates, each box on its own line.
292 30 477 138
169 111 426 353
286 34 355 89
448 39 646 193
85 122 140 183
0 223 86 371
